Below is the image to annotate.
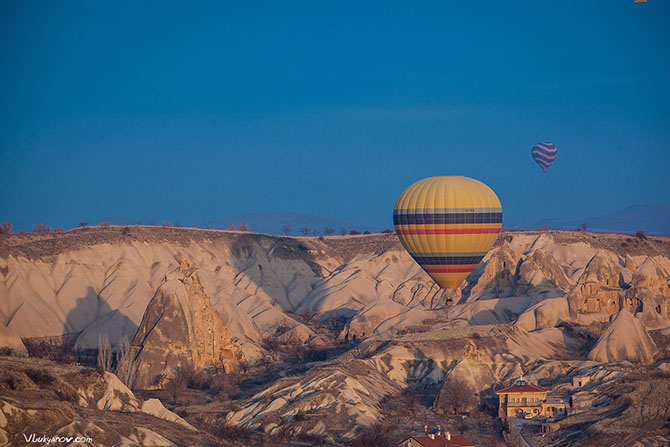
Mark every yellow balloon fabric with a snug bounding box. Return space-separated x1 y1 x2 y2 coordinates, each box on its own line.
393 176 502 289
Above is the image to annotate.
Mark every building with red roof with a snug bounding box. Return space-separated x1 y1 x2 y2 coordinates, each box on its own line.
397 428 475 447
496 376 567 419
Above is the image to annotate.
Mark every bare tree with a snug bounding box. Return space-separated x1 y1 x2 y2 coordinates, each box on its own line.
226 223 235 230
237 222 249 231
323 227 334 236
434 377 478 414
351 421 392 447
339 227 347 236
402 389 420 431
164 365 193 403
310 229 319 236
162 221 173 227
0 222 13 234
115 335 135 387
576 223 588 232
210 373 241 400
281 224 291 235
79 221 90 227
299 227 311 236
33 223 51 233
97 334 112 373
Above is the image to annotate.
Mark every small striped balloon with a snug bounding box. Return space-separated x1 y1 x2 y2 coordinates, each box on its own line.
531 142 558 173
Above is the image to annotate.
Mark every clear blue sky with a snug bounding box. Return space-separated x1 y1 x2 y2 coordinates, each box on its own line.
1 1 668 231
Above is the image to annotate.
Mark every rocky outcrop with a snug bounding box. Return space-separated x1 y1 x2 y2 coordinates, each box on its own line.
0 324 27 356
626 258 670 327
588 310 657 364
141 399 196 431
567 251 626 317
130 259 243 388
0 355 203 446
340 299 410 341
464 242 522 300
516 297 569 331
442 340 493 390
516 249 572 293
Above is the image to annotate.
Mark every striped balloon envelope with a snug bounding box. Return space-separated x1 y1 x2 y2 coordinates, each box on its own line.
393 176 502 289
531 142 558 173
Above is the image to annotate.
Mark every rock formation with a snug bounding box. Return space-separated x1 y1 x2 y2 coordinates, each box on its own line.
566 251 626 319
516 297 569 331
516 249 572 294
130 259 243 388
0 324 27 356
626 258 670 328
588 310 657 364
464 242 522 301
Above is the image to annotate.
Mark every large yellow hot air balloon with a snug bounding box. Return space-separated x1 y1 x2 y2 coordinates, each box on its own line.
393 176 502 289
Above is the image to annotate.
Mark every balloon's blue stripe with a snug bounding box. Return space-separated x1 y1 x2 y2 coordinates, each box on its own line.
532 151 557 163
412 254 486 265
393 212 503 225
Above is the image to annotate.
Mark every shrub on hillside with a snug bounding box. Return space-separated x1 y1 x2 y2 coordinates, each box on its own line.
33 223 51 233
636 230 647 240
210 422 255 443
210 373 241 400
24 368 55 386
0 222 13 234
23 338 76 363
435 376 478 414
349 230 361 235
351 422 392 447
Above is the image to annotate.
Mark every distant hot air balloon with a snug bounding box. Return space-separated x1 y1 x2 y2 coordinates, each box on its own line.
393 176 502 289
531 142 558 173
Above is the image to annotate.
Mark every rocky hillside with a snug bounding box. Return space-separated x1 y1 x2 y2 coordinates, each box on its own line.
0 355 206 447
1 227 669 445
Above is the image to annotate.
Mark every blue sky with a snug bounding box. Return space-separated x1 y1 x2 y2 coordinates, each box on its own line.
1 1 668 231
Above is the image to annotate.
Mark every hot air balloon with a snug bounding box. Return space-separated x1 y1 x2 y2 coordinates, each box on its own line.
393 176 502 289
531 142 558 173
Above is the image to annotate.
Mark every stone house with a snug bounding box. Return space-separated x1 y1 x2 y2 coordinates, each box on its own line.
572 374 591 388
496 376 568 419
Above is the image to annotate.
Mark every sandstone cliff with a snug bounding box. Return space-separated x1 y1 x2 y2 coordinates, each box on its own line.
130 259 243 388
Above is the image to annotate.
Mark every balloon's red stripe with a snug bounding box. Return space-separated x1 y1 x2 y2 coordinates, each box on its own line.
396 228 501 235
422 266 478 273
